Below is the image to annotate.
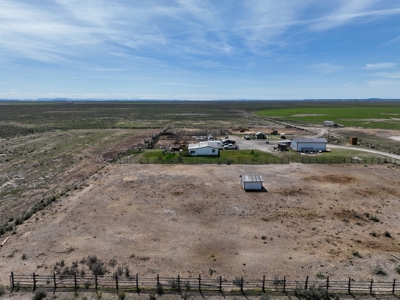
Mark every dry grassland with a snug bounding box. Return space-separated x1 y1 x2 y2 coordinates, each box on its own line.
1 163 400 287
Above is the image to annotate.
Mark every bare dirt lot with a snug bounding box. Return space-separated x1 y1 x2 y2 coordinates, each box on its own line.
1 163 400 287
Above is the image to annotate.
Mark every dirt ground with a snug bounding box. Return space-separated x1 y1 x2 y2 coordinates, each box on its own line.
1 163 400 288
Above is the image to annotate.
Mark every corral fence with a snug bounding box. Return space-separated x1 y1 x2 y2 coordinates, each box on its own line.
9 273 400 297
118 157 290 165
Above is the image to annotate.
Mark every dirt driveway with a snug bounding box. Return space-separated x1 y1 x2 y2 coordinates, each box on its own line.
1 163 400 286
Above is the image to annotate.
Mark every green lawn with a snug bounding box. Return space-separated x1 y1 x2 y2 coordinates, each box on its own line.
280 148 387 163
122 149 286 164
121 147 391 164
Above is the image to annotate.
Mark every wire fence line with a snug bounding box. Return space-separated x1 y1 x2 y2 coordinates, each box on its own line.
117 156 400 165
299 156 400 165
9 273 400 297
118 157 290 165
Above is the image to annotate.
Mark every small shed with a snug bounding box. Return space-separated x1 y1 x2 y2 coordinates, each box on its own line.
255 132 266 139
241 175 264 191
277 142 288 151
349 137 358 145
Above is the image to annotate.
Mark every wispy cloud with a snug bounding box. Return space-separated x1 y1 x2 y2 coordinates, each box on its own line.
309 1 400 31
363 62 397 69
156 82 206 87
371 72 400 79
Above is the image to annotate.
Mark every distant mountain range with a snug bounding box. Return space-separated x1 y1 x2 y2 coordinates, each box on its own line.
0 98 399 102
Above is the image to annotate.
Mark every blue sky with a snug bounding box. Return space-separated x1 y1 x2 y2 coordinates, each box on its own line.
1 0 400 100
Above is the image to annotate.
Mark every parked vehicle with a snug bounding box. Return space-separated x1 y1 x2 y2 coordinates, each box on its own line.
222 139 236 145
223 144 239 150
244 135 251 140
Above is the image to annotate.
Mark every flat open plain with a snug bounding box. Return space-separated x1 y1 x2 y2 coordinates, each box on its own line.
1 163 400 286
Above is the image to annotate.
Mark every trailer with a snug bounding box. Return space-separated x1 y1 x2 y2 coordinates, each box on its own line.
324 121 335 127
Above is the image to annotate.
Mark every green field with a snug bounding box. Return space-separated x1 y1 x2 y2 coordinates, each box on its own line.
256 102 400 129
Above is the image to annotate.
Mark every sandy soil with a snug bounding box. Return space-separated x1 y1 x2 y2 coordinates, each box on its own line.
1 163 400 287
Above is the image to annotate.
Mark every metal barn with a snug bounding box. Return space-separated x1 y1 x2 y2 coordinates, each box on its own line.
241 175 264 191
290 138 327 152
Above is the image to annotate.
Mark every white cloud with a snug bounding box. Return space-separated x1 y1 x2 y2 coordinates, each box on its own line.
364 62 397 69
371 72 400 79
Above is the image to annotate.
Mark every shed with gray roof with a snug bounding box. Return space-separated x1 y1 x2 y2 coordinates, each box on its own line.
241 174 264 191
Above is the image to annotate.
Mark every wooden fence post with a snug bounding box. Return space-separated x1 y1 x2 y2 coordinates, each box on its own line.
326 276 329 291
198 274 201 293
305 276 308 290
262 275 265 293
136 274 139 294
219 276 223 295
240 277 244 294
95 274 98 291
10 272 14 292
115 274 119 294
157 274 160 288
283 276 286 293
33 273 36 293
53 272 56 294
393 279 396 295
370 279 373 295
74 273 77 292
348 277 351 294
178 275 181 295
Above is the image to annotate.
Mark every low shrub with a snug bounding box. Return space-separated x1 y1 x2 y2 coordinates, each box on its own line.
0 284 5 296
118 290 126 299
373 265 387 276
294 286 332 300
259 293 271 300
33 288 47 300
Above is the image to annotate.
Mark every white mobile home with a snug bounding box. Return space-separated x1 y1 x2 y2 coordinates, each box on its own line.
241 175 264 191
291 138 327 152
188 141 219 156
